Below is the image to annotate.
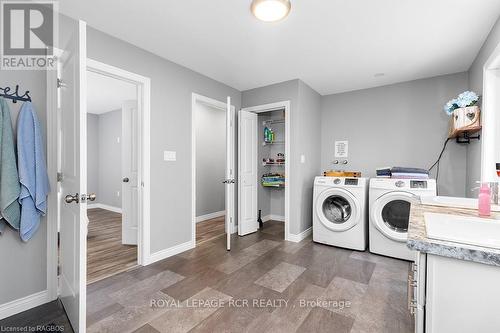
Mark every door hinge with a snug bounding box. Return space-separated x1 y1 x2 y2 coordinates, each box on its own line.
57 172 63 182
57 78 67 88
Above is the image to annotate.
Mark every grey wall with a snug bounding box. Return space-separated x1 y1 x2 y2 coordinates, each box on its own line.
87 26 241 253
321 72 469 197
87 110 123 208
242 79 322 235
195 102 225 217
87 113 100 204
296 81 322 233
98 110 122 208
0 70 48 304
466 16 500 197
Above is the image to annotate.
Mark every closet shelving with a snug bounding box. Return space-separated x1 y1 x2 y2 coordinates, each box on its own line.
262 183 285 188
262 162 285 167
261 115 286 189
262 119 285 125
262 140 285 146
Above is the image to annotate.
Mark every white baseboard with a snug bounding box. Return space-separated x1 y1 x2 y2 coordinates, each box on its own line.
0 290 50 320
87 203 122 214
145 240 194 265
196 210 225 223
288 227 312 243
262 214 285 223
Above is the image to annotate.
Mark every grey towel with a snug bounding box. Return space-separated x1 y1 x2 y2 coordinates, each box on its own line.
0 97 21 233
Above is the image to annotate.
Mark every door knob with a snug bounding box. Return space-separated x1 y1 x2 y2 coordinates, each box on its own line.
123 177 129 183
87 193 96 202
65 193 79 204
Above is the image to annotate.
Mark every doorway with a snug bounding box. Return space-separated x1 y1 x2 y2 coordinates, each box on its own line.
85 70 138 283
239 101 291 241
191 94 235 248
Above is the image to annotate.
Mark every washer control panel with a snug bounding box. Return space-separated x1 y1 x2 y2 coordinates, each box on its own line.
344 178 359 186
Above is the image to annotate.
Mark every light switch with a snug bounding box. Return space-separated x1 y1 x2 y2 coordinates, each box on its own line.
300 155 306 164
164 151 177 161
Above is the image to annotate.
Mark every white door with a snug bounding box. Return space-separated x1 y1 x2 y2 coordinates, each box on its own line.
224 97 235 250
121 100 138 245
238 110 258 236
58 20 87 332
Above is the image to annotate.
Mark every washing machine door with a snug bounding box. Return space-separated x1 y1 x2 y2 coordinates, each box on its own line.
371 191 417 242
316 188 360 231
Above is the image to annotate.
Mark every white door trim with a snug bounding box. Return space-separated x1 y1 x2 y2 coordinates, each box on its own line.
85 58 151 266
481 41 500 182
48 58 151 280
240 101 291 241
191 93 236 247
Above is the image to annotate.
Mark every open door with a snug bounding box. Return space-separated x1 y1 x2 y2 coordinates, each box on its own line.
122 100 138 245
238 110 258 236
58 20 87 332
224 97 235 250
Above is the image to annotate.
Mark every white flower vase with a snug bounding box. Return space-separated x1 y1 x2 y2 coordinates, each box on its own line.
448 106 481 138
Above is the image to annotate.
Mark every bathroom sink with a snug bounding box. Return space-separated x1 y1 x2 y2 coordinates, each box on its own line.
420 196 500 212
424 212 500 250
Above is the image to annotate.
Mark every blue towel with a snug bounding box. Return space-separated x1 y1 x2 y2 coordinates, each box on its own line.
0 98 21 233
17 102 50 241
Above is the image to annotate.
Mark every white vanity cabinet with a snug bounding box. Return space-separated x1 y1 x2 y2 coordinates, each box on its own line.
412 252 500 333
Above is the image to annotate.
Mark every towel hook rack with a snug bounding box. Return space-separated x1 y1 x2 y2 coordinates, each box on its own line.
0 85 32 103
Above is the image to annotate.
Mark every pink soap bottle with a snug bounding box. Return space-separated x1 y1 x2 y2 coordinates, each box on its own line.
478 183 491 217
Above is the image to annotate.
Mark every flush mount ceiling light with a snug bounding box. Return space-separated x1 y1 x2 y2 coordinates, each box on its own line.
251 0 291 22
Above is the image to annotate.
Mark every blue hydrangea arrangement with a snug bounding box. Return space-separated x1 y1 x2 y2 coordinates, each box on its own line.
443 91 479 115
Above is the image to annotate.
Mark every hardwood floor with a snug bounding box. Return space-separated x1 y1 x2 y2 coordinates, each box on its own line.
84 221 414 333
87 208 137 284
196 216 226 244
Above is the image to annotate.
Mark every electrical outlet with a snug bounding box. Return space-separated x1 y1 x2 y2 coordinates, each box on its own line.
164 151 176 161
117 137 120 143
117 191 120 197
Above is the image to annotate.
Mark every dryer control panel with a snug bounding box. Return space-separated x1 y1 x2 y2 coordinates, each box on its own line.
410 180 428 189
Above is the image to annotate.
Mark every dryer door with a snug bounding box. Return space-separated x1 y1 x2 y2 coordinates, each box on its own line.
316 188 360 232
372 191 417 242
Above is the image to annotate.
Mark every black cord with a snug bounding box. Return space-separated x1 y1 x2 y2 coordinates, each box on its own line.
428 138 450 195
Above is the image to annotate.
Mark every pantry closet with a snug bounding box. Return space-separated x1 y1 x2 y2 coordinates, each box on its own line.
238 101 290 240
258 110 285 230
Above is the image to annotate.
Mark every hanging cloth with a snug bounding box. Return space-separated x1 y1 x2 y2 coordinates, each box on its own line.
0 97 21 233
17 102 50 241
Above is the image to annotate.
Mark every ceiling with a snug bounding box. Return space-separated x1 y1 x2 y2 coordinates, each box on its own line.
62 0 500 95
87 71 137 114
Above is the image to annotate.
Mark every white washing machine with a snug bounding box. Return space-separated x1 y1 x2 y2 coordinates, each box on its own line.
369 178 436 261
313 176 368 251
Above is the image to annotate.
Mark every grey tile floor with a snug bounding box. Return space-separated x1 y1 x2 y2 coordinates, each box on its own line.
87 221 414 333
0 221 414 333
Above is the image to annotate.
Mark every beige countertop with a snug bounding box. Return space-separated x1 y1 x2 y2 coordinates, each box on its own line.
407 200 500 267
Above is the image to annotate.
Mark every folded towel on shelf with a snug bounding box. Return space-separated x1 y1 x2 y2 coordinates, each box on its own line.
0 98 21 233
17 102 50 242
